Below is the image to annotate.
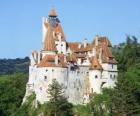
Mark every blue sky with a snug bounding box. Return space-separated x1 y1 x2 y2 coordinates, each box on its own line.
0 0 140 58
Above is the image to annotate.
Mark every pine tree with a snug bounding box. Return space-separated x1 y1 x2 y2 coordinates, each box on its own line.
112 74 140 116
47 79 73 116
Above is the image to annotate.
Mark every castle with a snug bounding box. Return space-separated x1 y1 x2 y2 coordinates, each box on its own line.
23 9 118 105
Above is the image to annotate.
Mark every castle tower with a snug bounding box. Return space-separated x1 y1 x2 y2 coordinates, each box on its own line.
89 56 102 94
42 8 66 55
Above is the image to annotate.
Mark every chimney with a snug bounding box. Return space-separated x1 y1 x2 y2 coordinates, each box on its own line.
64 55 67 63
83 38 87 48
55 55 58 65
99 48 102 63
78 43 81 49
92 47 96 57
38 51 40 63
95 35 99 46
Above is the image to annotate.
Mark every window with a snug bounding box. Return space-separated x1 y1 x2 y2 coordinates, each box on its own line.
112 64 113 69
61 44 63 46
44 76 47 80
86 72 89 76
114 75 116 79
110 74 112 79
91 88 93 93
46 69 48 72
95 75 98 78
40 87 42 90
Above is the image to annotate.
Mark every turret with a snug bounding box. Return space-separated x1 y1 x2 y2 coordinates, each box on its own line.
89 56 102 94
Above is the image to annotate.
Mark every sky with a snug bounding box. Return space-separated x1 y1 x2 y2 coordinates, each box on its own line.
0 0 140 58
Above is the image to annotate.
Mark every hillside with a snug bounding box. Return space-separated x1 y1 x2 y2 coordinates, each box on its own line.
0 57 29 75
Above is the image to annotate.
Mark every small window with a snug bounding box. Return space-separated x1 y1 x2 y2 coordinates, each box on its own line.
44 76 47 80
114 75 116 79
86 72 89 76
112 64 113 69
110 74 112 79
91 88 93 93
46 69 48 72
52 69 54 72
95 75 98 78
61 44 63 46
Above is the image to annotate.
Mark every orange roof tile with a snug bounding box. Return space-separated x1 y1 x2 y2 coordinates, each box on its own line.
49 8 57 17
67 42 79 52
43 25 56 51
90 56 102 70
92 36 112 47
54 24 65 41
38 55 67 68
75 44 94 52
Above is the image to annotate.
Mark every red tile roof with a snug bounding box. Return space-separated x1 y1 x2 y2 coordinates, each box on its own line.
38 54 67 68
43 25 56 51
49 8 57 17
90 56 102 70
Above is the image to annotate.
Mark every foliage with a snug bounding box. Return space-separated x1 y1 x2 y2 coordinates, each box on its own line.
0 57 29 75
0 73 28 116
90 35 140 116
46 79 74 116
73 104 91 116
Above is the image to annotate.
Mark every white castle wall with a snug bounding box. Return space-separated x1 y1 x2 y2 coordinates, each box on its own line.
34 67 68 104
89 70 101 94
55 41 66 54
66 66 89 104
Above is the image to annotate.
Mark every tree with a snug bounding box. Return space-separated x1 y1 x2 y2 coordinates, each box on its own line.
0 73 28 116
46 79 73 116
112 74 140 116
90 88 115 116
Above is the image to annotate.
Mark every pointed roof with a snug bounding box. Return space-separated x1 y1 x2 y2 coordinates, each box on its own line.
49 8 57 17
54 24 65 41
43 25 56 51
92 36 112 47
90 56 102 70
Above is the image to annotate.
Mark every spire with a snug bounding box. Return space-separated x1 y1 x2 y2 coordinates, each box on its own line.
49 8 57 17
43 25 56 51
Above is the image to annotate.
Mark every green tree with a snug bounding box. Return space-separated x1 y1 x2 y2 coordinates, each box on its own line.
0 73 28 116
46 79 73 116
112 74 140 116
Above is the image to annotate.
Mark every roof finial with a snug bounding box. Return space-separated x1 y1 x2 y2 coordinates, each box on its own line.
49 7 57 17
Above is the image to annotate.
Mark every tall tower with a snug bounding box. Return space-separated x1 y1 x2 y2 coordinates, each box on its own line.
42 8 66 54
